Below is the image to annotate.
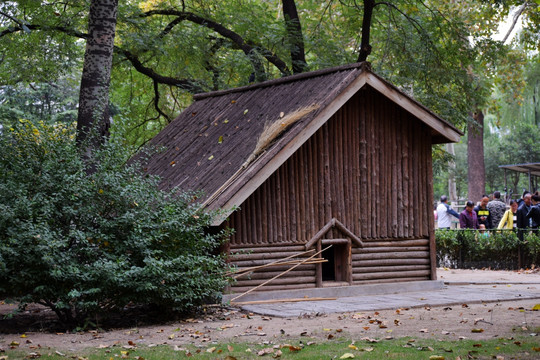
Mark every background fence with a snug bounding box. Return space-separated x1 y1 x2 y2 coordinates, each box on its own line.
435 229 540 270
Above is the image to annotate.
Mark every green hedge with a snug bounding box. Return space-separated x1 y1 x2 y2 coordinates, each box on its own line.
0 121 231 327
436 229 540 269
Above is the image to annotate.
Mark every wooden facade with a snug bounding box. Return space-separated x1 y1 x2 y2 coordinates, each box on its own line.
141 62 462 295
227 88 435 292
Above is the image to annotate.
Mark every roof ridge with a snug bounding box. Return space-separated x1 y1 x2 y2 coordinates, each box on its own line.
193 62 372 101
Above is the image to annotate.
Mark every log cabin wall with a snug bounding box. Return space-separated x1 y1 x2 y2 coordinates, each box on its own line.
227 86 434 291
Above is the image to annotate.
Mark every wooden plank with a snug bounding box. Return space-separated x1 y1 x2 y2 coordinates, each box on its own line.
359 91 368 238
352 269 431 281
353 258 430 267
350 246 428 254
353 265 430 273
353 239 429 248
352 251 430 260
234 276 316 287
352 276 430 285
230 245 306 252
228 283 316 293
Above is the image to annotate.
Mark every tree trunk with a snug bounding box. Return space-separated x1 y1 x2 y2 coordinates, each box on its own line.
76 0 119 154
357 0 375 62
281 0 307 74
446 143 458 201
467 110 485 202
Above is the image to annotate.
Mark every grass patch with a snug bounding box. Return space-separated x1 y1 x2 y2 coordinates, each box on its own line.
4 335 539 359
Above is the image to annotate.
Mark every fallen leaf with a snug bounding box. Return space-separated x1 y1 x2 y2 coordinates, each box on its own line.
287 345 302 352
207 347 216 353
471 328 484 333
340 353 355 359
420 329 428 333
429 356 445 360
532 304 540 311
228 344 234 352
348 344 358 350
473 343 482 347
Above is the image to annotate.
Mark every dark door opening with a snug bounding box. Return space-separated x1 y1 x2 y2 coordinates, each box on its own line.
321 242 349 282
322 246 336 281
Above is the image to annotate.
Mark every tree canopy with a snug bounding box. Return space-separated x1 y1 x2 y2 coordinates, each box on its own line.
1 0 538 194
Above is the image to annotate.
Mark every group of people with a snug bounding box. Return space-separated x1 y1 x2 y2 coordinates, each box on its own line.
436 191 540 233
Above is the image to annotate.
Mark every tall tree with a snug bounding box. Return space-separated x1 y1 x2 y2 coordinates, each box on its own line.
468 111 486 201
76 0 119 155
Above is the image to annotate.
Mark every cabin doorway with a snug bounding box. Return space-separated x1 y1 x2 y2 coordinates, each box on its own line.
321 240 351 285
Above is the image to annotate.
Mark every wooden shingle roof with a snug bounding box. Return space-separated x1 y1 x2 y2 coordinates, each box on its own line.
142 62 462 223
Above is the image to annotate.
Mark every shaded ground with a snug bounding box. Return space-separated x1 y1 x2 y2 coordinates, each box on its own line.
0 269 539 353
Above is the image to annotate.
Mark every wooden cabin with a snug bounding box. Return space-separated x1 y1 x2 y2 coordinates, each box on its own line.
142 62 462 295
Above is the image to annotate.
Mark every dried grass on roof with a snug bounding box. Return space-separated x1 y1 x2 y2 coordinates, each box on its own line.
245 104 320 166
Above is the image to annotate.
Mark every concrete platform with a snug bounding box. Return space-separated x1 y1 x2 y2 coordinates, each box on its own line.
223 280 444 304
225 269 540 318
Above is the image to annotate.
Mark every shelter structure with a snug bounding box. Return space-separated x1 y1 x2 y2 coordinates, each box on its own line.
499 162 540 195
142 62 462 295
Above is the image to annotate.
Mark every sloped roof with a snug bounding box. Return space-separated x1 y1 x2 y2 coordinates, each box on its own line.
142 62 462 223
499 162 540 177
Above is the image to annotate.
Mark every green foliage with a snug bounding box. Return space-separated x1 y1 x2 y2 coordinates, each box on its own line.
436 229 531 269
0 120 230 327
525 231 540 265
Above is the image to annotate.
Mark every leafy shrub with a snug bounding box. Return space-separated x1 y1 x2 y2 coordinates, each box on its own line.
435 228 530 269
0 120 230 326
525 232 540 266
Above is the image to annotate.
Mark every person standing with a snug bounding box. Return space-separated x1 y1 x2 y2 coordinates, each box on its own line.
436 195 460 229
526 194 540 230
497 200 518 230
474 195 493 229
517 193 532 229
487 191 506 228
460 201 479 229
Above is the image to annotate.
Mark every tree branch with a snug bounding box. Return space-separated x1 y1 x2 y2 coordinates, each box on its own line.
114 46 206 93
153 80 172 123
140 9 292 78
502 1 528 44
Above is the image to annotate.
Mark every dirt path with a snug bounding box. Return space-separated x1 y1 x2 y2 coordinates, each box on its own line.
1 269 539 353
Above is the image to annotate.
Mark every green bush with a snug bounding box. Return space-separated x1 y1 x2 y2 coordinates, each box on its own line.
435 228 528 269
0 120 230 327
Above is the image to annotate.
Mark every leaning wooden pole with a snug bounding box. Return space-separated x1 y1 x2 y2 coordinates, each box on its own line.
230 245 332 303
227 248 316 277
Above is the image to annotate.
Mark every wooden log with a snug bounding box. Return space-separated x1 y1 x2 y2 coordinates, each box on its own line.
356 239 429 248
352 258 430 267
351 246 428 254
352 277 430 285
230 245 330 302
229 251 316 261
352 251 429 261
228 283 316 293
232 297 337 306
234 276 316 287
353 265 430 274
352 269 431 281
228 248 315 274
359 92 368 238
234 270 316 280
230 242 303 250
390 102 398 237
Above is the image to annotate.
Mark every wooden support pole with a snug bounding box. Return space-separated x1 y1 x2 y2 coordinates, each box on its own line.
226 248 315 276
230 245 332 302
